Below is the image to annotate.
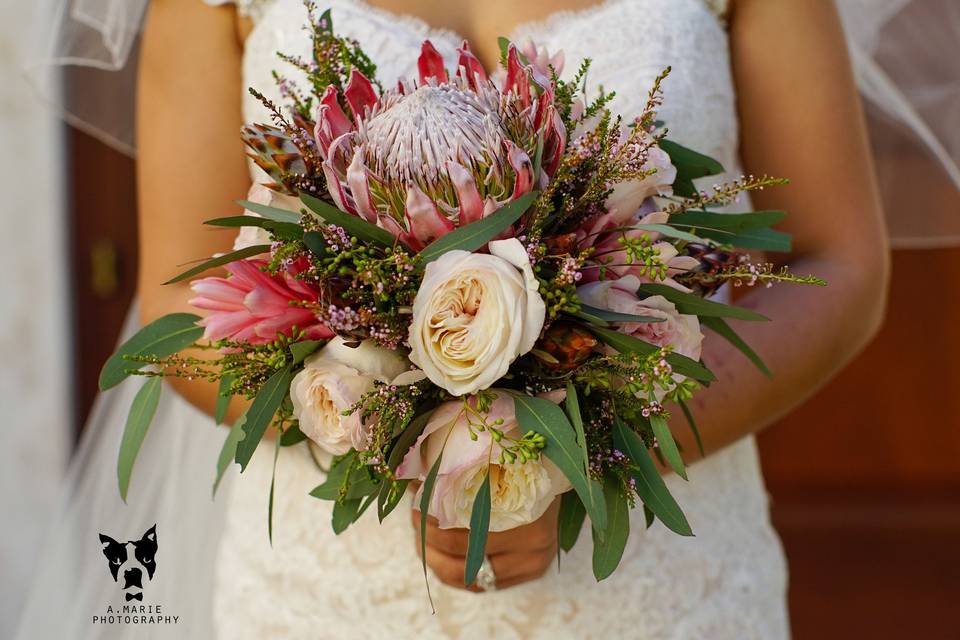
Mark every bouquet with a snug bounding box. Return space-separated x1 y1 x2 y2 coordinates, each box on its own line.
103 4 823 592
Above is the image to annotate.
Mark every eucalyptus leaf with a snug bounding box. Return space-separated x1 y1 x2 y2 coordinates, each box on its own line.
290 340 324 364
577 305 664 324
309 454 353 501
299 192 398 247
660 139 724 180
588 325 715 383
643 505 656 529
302 231 331 259
650 414 686 480
637 283 770 322
613 420 693 536
377 479 410 523
234 365 293 471
236 199 302 223
279 424 308 447
99 313 203 390
633 223 707 244
420 453 443 613
418 191 538 266
332 497 362 534
267 436 281 546
213 412 246 498
558 490 587 553
669 210 786 233
591 475 630 581
204 215 303 241
678 400 705 458
117 377 163 502
715 227 792 252
214 374 235 425
565 383 590 473
387 411 433 470
464 471 492 586
701 316 771 377
514 395 606 530
162 244 271 285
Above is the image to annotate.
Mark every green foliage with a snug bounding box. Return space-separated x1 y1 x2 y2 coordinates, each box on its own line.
591 475 630 581
100 313 203 390
234 365 293 471
117 377 163 502
464 472 492 586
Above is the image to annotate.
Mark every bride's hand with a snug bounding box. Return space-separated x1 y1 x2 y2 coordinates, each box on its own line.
411 497 560 592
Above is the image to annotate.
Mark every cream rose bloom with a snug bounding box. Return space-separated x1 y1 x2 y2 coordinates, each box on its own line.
396 392 570 531
291 337 419 455
408 238 546 397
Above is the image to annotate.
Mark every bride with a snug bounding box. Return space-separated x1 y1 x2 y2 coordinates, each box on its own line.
18 0 890 638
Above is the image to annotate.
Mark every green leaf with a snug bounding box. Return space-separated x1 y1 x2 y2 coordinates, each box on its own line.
236 199 302 223
420 452 443 613
204 215 303 241
213 412 246 498
669 210 786 233
299 192 398 247
279 424 307 446
117 377 163 502
332 496 362 534
309 454 352 500
588 325 715 383
234 365 293 471
162 244 271 285
633 223 707 244
99 313 203 390
678 400 705 457
302 231 332 259
514 395 607 530
377 479 410 523
591 475 630 581
289 339 324 364
650 414 686 480
637 283 770 322
558 490 587 553
214 374 234 425
564 383 590 474
267 435 281 545
643 504 656 529
386 411 433 471
701 316 771 377
464 471 492 586
660 139 724 180
417 191 538 266
613 420 693 536
718 227 792 252
574 305 664 326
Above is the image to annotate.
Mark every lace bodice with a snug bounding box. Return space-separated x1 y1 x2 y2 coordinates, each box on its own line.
209 1 789 638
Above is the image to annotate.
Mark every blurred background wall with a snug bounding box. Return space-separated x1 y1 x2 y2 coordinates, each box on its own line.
0 3 70 637
2 3 958 638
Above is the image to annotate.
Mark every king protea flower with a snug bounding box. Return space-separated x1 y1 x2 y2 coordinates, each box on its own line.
314 40 566 250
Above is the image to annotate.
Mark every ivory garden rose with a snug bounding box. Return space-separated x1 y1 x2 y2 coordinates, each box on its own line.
408 238 546 397
291 337 420 455
396 391 570 531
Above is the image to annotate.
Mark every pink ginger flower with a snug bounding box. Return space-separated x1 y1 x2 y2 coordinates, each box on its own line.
189 257 334 345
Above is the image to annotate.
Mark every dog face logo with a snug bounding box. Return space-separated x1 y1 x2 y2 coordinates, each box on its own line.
99 525 158 601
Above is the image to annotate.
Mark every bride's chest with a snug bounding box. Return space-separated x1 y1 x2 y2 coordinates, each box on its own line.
242 0 739 164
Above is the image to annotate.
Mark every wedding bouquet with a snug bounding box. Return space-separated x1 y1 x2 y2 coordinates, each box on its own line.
103 4 823 589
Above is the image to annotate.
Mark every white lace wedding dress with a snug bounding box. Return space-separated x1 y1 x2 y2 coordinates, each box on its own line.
208 0 790 638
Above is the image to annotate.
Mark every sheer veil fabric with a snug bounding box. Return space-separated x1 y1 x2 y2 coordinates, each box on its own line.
25 0 960 245
12 0 959 638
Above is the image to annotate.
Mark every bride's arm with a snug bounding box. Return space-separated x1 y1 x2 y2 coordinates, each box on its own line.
137 0 250 422
674 0 890 459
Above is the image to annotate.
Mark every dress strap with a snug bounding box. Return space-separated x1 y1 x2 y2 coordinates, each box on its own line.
203 0 274 21
703 0 730 22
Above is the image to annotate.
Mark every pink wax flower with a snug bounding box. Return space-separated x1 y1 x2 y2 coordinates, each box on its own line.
189 257 333 345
